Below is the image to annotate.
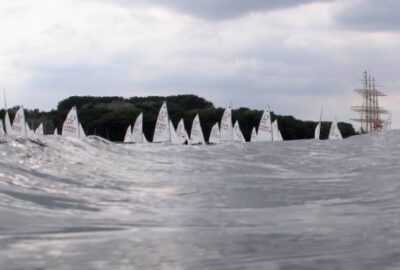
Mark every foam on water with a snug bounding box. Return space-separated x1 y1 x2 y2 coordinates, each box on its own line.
0 132 400 269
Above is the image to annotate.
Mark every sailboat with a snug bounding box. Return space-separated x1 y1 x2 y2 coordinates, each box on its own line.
11 107 28 136
272 120 283 141
257 108 273 141
314 123 321 140
0 120 5 136
153 102 171 143
170 120 180 145
176 119 190 145
79 123 86 138
233 120 246 143
62 106 85 139
53 128 58 136
329 119 343 140
250 127 257 142
26 122 34 136
132 113 145 143
123 125 133 143
190 114 206 145
4 111 12 135
220 106 234 143
142 134 148 143
34 123 44 136
208 123 221 144
314 107 323 140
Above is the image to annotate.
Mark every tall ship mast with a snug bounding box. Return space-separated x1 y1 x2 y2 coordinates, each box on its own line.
351 71 389 133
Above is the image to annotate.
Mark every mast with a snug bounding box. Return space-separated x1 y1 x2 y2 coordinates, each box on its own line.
319 107 323 123
3 88 7 110
351 71 389 133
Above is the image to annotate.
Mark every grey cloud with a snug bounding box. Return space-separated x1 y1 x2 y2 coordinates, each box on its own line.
337 0 400 31
99 0 333 20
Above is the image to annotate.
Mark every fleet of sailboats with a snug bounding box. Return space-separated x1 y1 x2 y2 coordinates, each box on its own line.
124 113 148 144
313 107 343 140
0 101 346 143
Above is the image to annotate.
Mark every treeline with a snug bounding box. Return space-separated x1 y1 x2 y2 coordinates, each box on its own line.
0 95 356 141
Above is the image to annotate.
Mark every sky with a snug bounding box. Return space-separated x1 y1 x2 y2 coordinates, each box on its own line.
0 0 399 128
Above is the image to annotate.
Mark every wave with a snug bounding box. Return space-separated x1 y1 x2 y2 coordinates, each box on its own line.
0 131 400 269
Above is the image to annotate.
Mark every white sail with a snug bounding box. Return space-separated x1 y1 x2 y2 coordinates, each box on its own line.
176 119 189 145
26 123 34 136
329 119 343 140
54 128 58 136
34 123 44 136
153 102 171 143
257 108 273 141
79 123 86 139
278 130 283 141
4 111 12 135
190 114 206 145
315 107 323 140
314 123 321 140
250 127 257 142
220 107 234 142
170 120 180 145
208 123 221 144
124 125 132 143
62 107 80 138
272 120 283 141
132 113 144 143
11 107 27 136
0 120 5 135
233 120 246 143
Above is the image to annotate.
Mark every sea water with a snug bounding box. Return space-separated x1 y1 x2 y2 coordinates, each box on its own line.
0 132 399 269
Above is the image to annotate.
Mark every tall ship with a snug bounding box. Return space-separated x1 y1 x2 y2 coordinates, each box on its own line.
351 71 390 133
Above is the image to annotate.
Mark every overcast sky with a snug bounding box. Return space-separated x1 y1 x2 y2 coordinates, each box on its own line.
1 0 399 128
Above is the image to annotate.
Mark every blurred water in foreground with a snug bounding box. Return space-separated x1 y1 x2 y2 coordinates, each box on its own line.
0 131 399 269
